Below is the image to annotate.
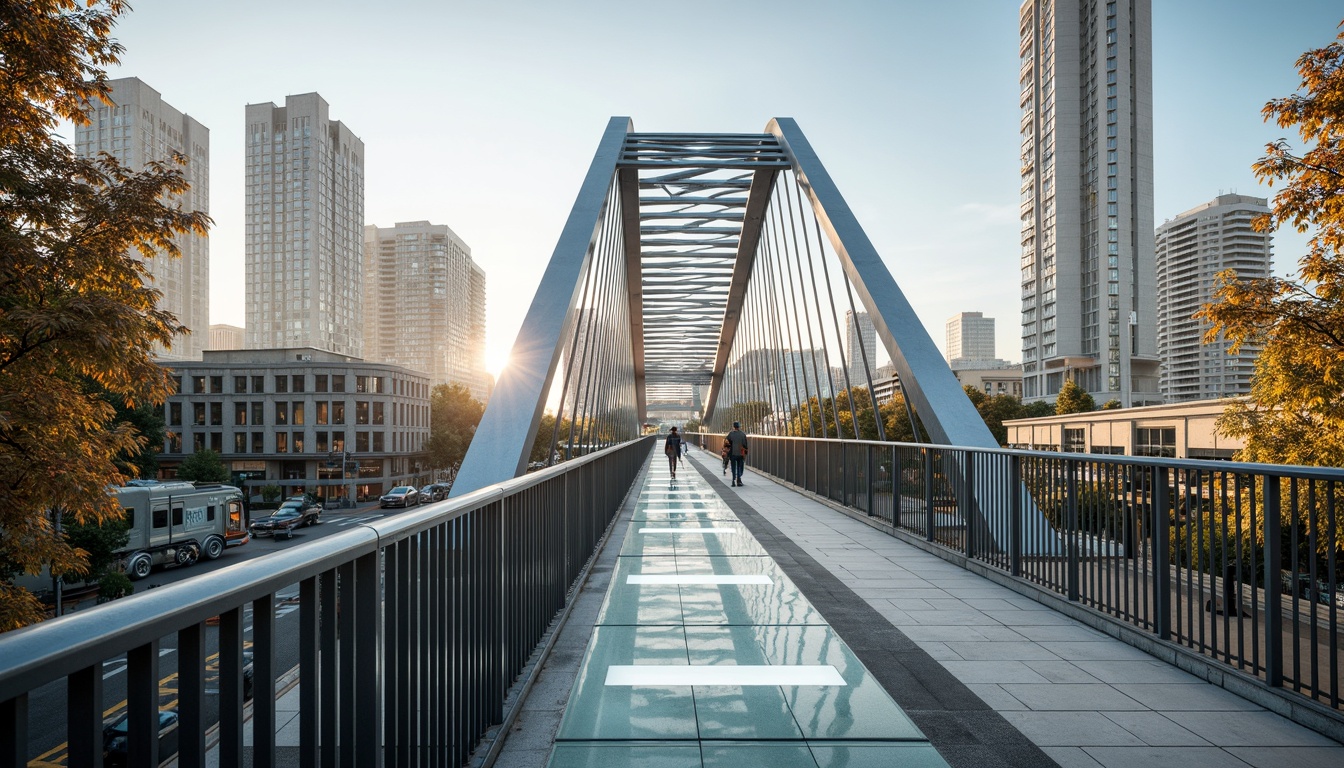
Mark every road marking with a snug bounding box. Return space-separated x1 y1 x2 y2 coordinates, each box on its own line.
338 515 381 526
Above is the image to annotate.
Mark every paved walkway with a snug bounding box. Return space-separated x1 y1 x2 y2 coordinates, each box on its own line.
498 449 1344 768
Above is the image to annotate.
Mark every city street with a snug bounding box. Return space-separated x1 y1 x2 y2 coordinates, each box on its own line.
25 499 421 766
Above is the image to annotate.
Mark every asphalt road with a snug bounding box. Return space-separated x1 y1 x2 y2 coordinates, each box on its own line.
24 501 414 766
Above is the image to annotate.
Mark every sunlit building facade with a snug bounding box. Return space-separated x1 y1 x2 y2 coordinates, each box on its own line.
1156 194 1271 402
363 222 489 401
75 77 210 360
1018 0 1159 407
245 93 364 357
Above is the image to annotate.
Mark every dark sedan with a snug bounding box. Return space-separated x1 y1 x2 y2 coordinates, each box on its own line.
380 486 420 508
249 499 319 539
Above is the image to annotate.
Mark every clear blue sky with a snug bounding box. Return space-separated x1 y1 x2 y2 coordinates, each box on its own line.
99 0 1341 374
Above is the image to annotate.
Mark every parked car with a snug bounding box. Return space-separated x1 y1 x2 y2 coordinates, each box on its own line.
103 709 179 766
380 486 420 508
418 484 447 503
249 498 319 539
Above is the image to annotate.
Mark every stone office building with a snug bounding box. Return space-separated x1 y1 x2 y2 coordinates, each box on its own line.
160 348 430 503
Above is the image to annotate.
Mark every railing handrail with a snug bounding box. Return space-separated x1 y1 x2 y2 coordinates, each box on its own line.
700 431 1344 481
0 435 654 703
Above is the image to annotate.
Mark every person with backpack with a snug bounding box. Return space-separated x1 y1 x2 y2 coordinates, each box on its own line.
664 427 683 479
725 422 749 487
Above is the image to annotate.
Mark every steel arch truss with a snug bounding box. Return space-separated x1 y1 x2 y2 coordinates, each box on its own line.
453 117 1010 511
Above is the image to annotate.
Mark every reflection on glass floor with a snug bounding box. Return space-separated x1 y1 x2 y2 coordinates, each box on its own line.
549 457 950 768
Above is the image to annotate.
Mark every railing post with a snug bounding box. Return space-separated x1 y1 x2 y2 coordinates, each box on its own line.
866 445 875 517
1263 476 1283 687
0 695 26 768
1010 453 1023 578
1066 459 1080 602
963 453 976 559
924 447 935 542
1153 466 1172 641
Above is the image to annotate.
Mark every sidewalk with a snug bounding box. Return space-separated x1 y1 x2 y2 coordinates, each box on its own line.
685 449 1344 768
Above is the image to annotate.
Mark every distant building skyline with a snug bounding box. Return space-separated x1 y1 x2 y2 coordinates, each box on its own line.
946 311 997 363
208 324 245 351
1018 0 1161 407
76 76 210 361
844 311 878 387
363 221 489 401
1156 194 1271 402
244 93 365 357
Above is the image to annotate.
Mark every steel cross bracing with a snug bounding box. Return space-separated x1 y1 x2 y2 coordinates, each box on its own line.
617 133 787 406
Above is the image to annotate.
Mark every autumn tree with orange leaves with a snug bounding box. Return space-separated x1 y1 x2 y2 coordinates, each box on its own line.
1198 21 1344 467
1 1 210 629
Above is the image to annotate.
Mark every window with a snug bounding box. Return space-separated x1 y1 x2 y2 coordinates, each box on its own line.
316 431 329 452
1062 428 1086 453
1135 427 1176 458
356 376 368 393
252 375 265 393
292 401 305 425
252 402 265 425
210 402 223 426
356 401 369 424
332 375 346 393
193 402 206 426
372 402 385 425
210 432 222 452
316 401 329 425
153 508 167 528
373 431 385 452
193 432 206 452
275 375 288 393
235 432 247 453
172 376 182 394
191 375 205 393
315 374 328 392
333 401 345 424
210 376 223 394
276 432 288 454
356 431 369 452
235 403 247 425
293 431 305 453
234 376 248 393
170 402 182 426
252 432 265 453
275 402 289 425
292 374 305 393
332 431 345 452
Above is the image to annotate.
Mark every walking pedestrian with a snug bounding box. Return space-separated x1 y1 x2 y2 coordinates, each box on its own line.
664 427 683 479
726 421 749 487
720 435 731 475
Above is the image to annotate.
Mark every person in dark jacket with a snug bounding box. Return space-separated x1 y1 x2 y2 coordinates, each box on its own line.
664 427 683 479
725 422 748 487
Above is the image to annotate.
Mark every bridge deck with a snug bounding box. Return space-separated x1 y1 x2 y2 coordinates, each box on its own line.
498 448 1344 768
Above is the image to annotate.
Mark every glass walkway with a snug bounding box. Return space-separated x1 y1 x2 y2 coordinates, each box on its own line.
547 450 948 768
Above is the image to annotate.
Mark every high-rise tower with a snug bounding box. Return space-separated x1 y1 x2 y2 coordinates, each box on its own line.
245 93 364 356
76 77 210 360
1156 194 1271 402
844 311 878 387
1018 0 1159 407
363 222 488 400
946 312 997 365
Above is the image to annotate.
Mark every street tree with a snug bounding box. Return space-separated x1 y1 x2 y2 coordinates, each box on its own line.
175 450 230 483
1055 379 1096 415
1197 22 1344 466
426 383 485 479
0 1 210 629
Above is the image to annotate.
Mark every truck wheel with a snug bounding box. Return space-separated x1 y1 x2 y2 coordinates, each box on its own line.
202 536 225 560
128 554 152 580
176 544 199 566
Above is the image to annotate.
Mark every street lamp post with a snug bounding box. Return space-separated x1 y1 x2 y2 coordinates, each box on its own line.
328 450 358 508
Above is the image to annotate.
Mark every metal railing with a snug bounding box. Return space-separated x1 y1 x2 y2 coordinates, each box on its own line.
0 435 654 768
700 433 1343 718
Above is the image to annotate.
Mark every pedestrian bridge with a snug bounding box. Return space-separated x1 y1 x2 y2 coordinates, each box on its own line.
1 118 1342 767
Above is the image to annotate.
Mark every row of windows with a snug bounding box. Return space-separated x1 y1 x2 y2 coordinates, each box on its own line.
173 429 420 455
176 373 425 396
170 399 427 427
